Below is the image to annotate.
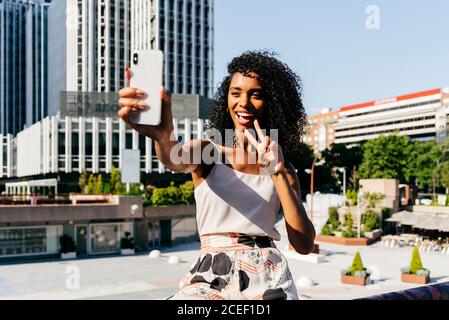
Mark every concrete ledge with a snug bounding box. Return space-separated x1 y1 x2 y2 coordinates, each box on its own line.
282 250 326 263
315 235 372 246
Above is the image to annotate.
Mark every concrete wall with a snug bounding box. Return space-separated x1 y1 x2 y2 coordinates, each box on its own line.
0 196 143 225
359 179 399 212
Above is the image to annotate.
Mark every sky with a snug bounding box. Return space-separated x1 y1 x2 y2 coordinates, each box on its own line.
214 0 449 115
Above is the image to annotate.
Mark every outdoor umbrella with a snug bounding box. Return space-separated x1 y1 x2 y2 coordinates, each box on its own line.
412 216 442 230
385 210 413 222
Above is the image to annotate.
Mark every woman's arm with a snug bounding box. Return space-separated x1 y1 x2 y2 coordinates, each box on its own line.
118 68 210 174
271 163 316 254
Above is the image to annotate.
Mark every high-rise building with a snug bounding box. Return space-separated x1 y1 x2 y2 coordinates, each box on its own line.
62 0 131 93
0 0 51 136
50 0 213 99
131 0 214 98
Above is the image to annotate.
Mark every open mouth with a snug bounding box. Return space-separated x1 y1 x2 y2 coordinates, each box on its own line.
236 112 255 126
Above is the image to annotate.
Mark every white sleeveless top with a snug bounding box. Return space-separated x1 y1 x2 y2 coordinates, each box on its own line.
194 141 281 240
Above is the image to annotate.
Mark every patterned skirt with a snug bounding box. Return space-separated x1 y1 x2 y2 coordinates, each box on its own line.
169 233 298 300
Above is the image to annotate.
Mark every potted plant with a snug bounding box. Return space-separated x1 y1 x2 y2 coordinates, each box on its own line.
120 231 135 255
60 235 77 260
401 247 430 284
341 251 371 286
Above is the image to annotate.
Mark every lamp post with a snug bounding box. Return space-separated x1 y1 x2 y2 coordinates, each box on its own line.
305 158 325 223
337 167 346 199
357 191 364 238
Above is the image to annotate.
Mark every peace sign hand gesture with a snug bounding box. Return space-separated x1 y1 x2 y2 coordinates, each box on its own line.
244 119 285 176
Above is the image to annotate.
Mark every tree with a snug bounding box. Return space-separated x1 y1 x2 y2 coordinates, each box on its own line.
411 140 440 191
358 133 414 183
435 138 449 195
79 172 89 194
289 143 314 197
322 143 363 190
94 175 104 194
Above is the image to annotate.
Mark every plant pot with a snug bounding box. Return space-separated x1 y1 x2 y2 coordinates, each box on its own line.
401 273 430 284
365 229 382 240
316 235 371 246
61 252 77 260
121 248 135 255
341 274 370 286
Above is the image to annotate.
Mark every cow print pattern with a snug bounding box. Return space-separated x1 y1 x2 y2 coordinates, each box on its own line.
172 235 298 300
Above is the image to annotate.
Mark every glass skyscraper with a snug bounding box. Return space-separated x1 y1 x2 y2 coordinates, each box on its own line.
0 0 52 135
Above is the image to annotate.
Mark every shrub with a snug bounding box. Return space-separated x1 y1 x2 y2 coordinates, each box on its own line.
179 181 195 205
381 207 392 221
400 267 410 274
363 192 385 208
328 207 339 220
87 174 96 194
127 184 142 196
345 211 353 229
416 269 430 277
321 224 333 236
120 232 135 250
60 235 76 254
349 251 367 277
342 229 357 238
346 189 358 206
409 247 424 274
151 182 180 206
340 268 350 276
361 210 380 232
144 181 196 207
94 175 104 194
79 172 89 193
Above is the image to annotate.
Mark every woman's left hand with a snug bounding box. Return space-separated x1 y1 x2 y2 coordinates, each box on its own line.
244 119 285 176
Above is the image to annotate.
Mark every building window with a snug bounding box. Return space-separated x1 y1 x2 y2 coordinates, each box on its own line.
0 226 60 257
90 223 132 254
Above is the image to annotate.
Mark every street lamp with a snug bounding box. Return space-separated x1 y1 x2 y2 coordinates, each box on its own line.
337 167 347 199
357 191 364 238
305 157 325 223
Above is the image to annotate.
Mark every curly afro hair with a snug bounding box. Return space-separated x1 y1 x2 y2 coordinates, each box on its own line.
207 50 307 161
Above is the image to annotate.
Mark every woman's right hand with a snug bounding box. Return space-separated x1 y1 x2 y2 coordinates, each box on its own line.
118 67 175 142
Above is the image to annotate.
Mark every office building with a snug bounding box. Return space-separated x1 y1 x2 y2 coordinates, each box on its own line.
48 0 213 109
304 108 339 153
0 0 51 135
131 0 214 98
10 93 209 178
335 88 449 145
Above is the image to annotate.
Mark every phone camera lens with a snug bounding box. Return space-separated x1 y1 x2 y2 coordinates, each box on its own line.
133 53 138 65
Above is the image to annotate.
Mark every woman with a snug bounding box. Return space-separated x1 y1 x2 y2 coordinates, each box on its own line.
118 50 315 300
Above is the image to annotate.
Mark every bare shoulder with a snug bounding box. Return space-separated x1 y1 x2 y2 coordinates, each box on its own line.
189 139 223 186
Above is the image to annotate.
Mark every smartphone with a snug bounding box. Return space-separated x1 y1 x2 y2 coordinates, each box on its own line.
128 50 164 126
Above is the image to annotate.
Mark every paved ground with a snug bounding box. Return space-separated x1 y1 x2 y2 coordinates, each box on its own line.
1 219 448 300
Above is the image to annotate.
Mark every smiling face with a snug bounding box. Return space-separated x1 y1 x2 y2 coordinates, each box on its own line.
228 72 266 130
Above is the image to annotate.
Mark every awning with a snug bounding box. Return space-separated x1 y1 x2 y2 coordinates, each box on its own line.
385 211 416 223
386 211 449 231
